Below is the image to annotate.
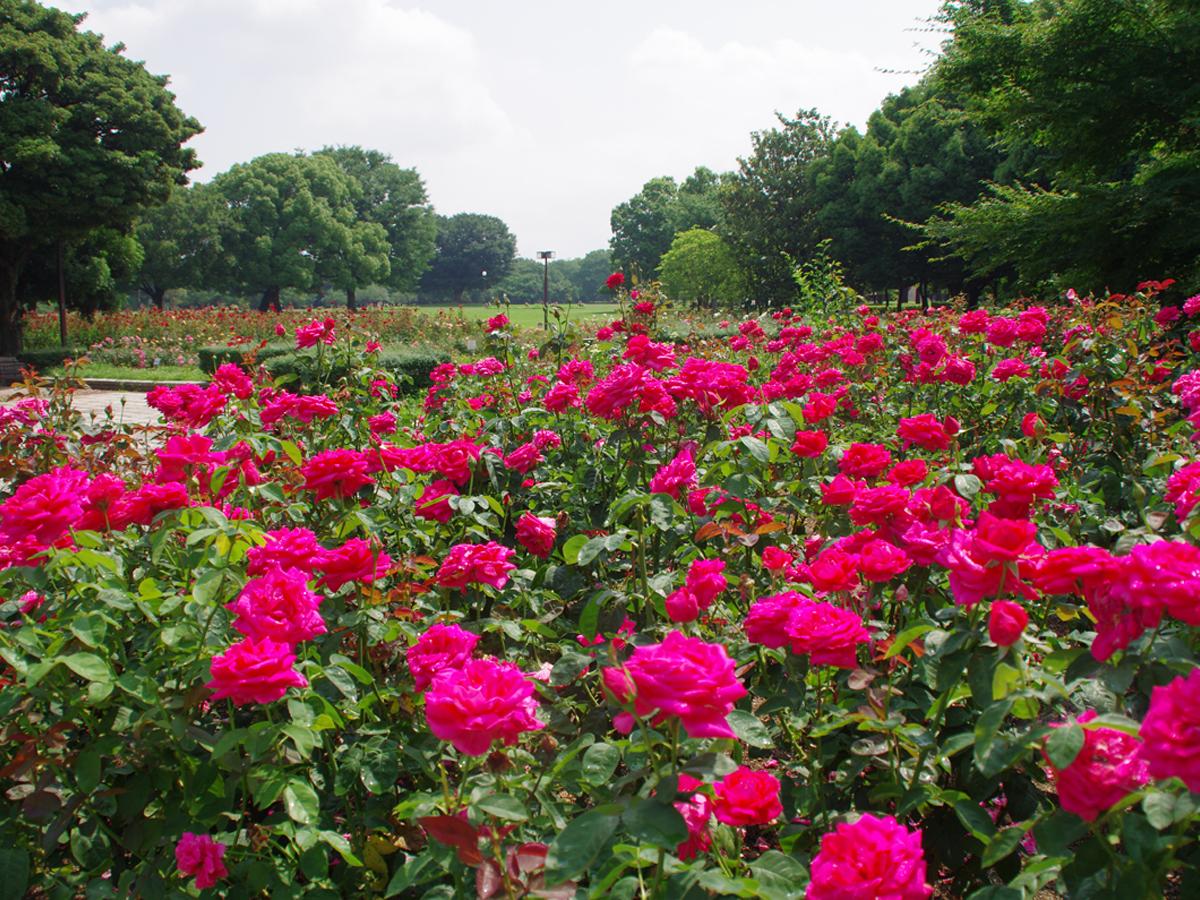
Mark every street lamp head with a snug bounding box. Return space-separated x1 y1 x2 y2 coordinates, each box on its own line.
537 250 554 261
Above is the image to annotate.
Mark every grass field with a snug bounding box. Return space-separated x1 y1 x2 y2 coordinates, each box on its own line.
45 363 206 382
414 302 621 329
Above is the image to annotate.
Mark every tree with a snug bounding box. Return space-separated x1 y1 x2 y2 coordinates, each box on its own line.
609 167 726 280
18 227 143 319
657 229 744 308
135 184 226 309
563 249 613 301
420 213 517 303
924 0 1200 291
0 0 201 352
495 258 577 306
211 153 388 311
719 110 838 304
315 146 437 308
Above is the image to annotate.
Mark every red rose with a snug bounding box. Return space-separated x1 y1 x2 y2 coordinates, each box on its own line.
713 766 782 826
605 272 625 291
988 600 1029 646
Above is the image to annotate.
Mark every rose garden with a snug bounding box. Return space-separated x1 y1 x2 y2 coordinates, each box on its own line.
3 282 1200 898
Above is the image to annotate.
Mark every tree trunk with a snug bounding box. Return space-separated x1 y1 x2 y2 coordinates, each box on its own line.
57 240 68 347
258 285 281 312
151 287 166 310
897 285 904 313
0 263 23 356
346 286 357 311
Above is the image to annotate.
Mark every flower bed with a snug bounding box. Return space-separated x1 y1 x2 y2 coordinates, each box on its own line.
2 288 1199 898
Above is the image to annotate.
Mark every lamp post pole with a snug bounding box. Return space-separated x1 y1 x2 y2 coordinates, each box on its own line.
538 250 554 329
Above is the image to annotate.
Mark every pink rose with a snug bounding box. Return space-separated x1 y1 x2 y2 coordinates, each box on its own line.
425 657 545 755
206 637 308 705
300 449 374 502
225 566 325 644
761 546 795 572
787 600 871 668
988 600 1028 646
712 766 782 826
602 631 747 739
1043 711 1149 821
175 833 228 890
436 542 517 590
315 538 392 591
407 623 479 691
807 813 932 900
246 527 321 576
672 774 714 860
791 430 829 458
1139 669 1200 792
515 513 556 559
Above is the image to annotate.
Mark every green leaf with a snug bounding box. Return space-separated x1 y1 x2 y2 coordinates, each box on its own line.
883 624 934 659
750 850 809 892
192 568 226 606
646 493 677 531
966 889 1022 900
550 652 592 687
973 698 1014 771
954 474 983 499
545 809 620 885
0 848 30 900
562 534 588 565
576 536 608 567
953 799 997 842
1044 724 1084 770
981 825 1026 867
581 743 621 786
75 749 102 793
61 653 112 684
740 435 771 464
476 794 528 821
622 797 688 848
69 614 106 648
283 779 320 825
728 709 773 748
1143 791 1197 830
280 439 304 466
282 724 315 759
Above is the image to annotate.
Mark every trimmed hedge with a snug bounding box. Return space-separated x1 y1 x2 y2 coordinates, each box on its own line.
264 348 448 394
197 343 294 375
15 347 84 371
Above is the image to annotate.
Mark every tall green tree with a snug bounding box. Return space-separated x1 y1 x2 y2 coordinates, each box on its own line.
18 227 143 319
420 213 516 303
657 229 744 308
315 146 437 308
135 183 226 309
719 110 838 304
925 0 1200 291
609 167 726 280
0 0 201 352
212 153 388 311
563 248 613 300
495 258 577 306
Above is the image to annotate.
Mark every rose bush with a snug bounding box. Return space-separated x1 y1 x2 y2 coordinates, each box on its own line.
1 287 1199 897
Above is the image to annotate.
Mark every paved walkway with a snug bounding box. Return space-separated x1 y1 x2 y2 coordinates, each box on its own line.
2 388 163 426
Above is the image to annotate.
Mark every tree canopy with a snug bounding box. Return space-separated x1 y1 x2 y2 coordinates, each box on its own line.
0 0 201 351
315 146 437 307
609 167 726 281
923 0 1200 291
210 152 389 311
657 229 744 309
420 213 517 303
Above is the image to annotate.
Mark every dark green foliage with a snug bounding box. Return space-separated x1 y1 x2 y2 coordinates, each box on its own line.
0 0 201 352
420 213 517 303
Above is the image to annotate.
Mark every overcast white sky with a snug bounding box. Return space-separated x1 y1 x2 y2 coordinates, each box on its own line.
68 0 945 259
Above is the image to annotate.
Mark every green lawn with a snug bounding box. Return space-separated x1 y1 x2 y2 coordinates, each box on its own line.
45 363 205 382
414 302 620 329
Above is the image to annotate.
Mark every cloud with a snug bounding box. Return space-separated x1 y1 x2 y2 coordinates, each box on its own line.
67 1 939 258
75 1 523 175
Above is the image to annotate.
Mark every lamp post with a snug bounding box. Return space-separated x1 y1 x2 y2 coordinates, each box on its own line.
537 250 554 329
